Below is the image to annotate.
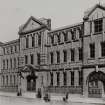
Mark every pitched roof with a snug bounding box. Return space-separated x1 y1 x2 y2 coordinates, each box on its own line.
18 16 49 34
84 4 105 19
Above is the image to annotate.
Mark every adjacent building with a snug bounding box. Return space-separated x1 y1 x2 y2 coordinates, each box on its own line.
0 4 105 98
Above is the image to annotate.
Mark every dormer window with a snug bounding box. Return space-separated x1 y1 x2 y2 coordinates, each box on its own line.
94 18 103 33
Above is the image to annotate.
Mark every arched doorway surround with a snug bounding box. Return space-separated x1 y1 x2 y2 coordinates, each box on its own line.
22 65 38 91
87 71 105 97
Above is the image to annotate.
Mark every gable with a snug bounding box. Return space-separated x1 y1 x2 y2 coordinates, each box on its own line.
19 16 46 34
22 19 41 32
89 7 105 20
84 4 105 20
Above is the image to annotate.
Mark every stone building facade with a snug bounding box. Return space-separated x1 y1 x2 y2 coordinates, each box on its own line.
0 4 105 98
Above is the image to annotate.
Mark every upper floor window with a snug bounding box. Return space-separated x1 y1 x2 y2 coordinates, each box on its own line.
63 72 67 86
90 43 95 58
71 71 74 86
3 48 5 55
32 35 35 47
79 70 83 86
3 60 5 69
37 53 40 65
14 58 16 68
25 55 28 64
101 41 105 57
50 52 54 64
57 35 61 44
51 36 54 45
10 59 12 68
56 51 60 63
30 54 34 64
26 36 29 48
94 19 103 33
79 48 83 61
63 50 67 62
56 72 60 86
63 31 68 42
15 45 17 52
7 59 8 69
50 72 53 86
38 34 41 46
11 46 13 54
71 49 75 61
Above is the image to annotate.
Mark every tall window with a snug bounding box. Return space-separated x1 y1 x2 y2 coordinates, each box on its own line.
30 54 34 64
71 49 75 61
57 35 61 44
50 72 53 86
79 48 83 61
3 48 5 55
71 29 76 40
3 60 5 69
26 36 29 48
50 52 53 64
38 34 41 46
71 71 74 86
6 75 8 86
51 36 54 45
10 59 12 69
32 35 35 47
7 59 8 69
63 72 67 86
11 46 13 54
2 76 4 86
15 45 17 52
90 43 95 58
101 42 105 57
14 75 15 85
56 51 60 63
57 72 60 86
25 55 28 64
37 53 40 65
79 70 83 86
94 19 103 33
14 58 16 68
63 31 68 42
63 50 67 62
10 75 12 85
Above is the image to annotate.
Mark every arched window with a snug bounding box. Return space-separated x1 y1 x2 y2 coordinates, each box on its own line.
56 72 60 86
63 72 67 86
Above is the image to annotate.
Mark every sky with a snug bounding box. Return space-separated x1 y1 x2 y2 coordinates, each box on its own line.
0 0 104 42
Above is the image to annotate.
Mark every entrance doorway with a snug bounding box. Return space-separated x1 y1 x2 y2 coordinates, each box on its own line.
87 71 105 98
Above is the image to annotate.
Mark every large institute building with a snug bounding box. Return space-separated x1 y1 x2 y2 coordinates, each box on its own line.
0 4 105 98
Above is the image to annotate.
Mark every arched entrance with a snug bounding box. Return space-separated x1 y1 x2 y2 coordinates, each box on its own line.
22 65 38 92
87 71 105 98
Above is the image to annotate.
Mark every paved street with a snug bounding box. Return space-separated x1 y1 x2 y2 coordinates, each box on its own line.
0 95 104 105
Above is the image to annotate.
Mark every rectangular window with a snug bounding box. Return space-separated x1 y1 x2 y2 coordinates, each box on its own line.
50 72 53 86
71 49 75 61
30 54 34 64
101 42 105 57
63 72 67 86
7 59 8 69
57 72 60 86
26 36 29 48
79 70 83 86
38 35 41 46
50 52 53 64
14 58 16 68
79 48 83 61
32 36 35 47
51 36 54 45
15 46 17 52
11 46 13 54
71 71 74 86
3 60 5 69
63 50 67 62
94 19 103 33
37 53 40 65
63 31 68 42
25 55 28 64
56 51 60 63
57 35 61 44
10 59 12 68
90 43 95 58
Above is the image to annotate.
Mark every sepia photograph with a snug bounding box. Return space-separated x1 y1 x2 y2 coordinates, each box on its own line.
0 0 105 105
